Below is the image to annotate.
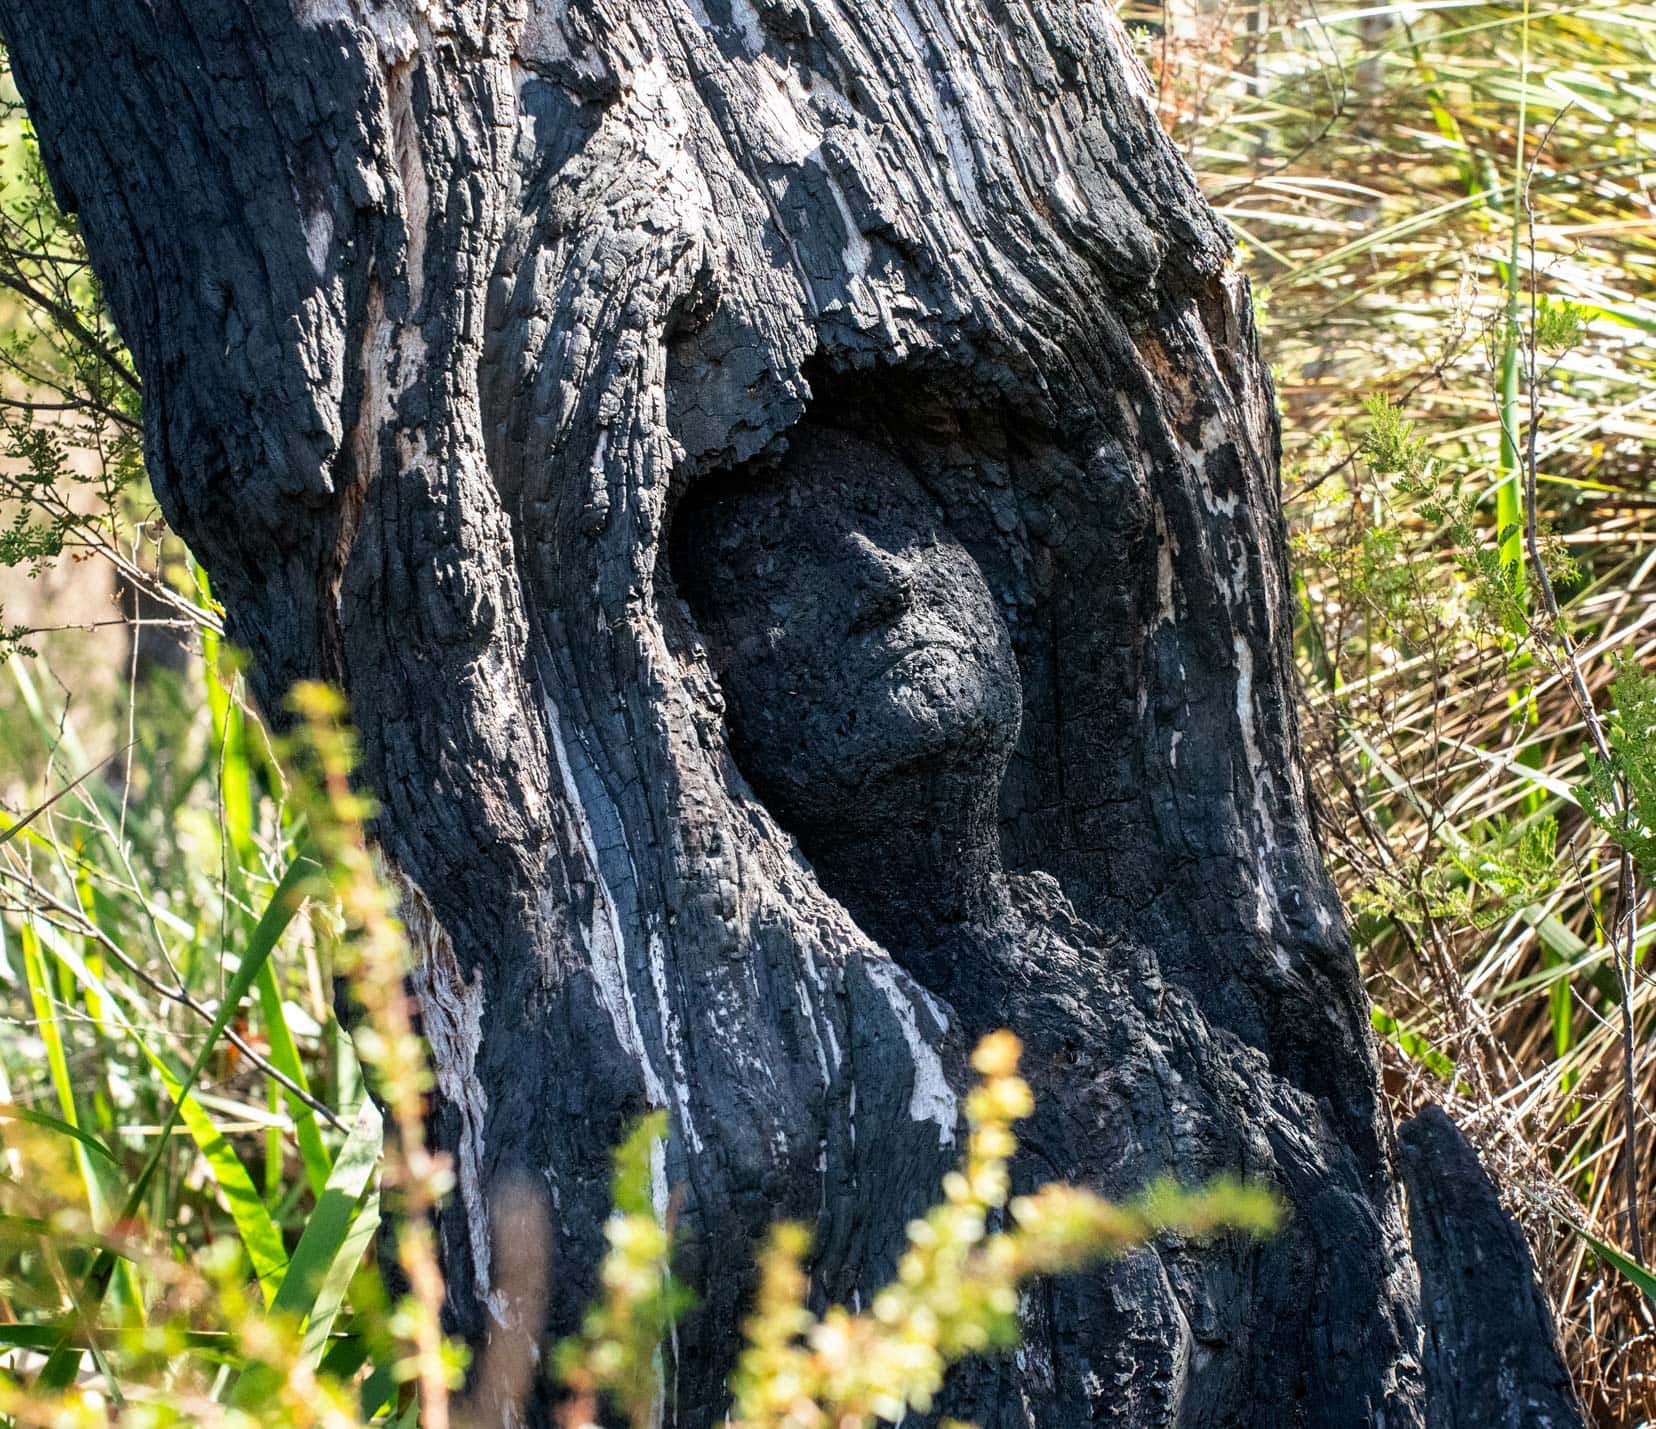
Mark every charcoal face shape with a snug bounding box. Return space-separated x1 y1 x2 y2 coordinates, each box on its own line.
676 424 1020 945
681 428 1019 808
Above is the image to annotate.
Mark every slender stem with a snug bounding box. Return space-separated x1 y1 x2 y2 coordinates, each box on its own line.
1518 98 1643 1265
1495 0 1531 583
1619 867 1645 1263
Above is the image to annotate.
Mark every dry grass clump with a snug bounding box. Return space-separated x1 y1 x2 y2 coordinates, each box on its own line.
1123 0 1656 1417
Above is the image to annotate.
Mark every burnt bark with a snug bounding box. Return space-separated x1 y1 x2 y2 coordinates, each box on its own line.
0 2 1580 1424
1400 1105 1582 1429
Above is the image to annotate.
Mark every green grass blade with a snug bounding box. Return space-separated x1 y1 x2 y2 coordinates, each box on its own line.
273 1099 380 1324
228 1099 383 1407
24 915 290 1307
18 922 137 1310
20 924 101 1202
116 843 318 1222
34 844 319 1392
203 623 257 877
254 957 331 1198
0 1324 231 1354
144 1049 290 1307
1573 1224 1656 1304
359 1359 399 1422
1371 1003 1461 1084
299 1185 380 1368
0 1105 120 1168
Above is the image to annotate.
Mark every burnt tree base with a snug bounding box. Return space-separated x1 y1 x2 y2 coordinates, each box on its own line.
1401 1105 1582 1429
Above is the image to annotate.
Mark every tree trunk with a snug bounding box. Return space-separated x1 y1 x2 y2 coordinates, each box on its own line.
0 3 1580 1425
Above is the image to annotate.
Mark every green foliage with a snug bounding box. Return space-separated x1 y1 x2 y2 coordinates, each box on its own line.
1369 1006 1460 1085
1534 296 1586 357
1359 393 1431 485
0 671 458 1427
1578 656 1656 878
1576 1225 1656 1311
1356 815 1560 932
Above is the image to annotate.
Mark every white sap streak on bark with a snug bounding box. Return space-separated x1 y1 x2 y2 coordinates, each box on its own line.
649 1129 672 1429
791 959 832 1085
649 1132 670 1234
545 683 684 1426
890 0 986 227
339 25 440 594
864 957 957 1145
402 879 507 1324
1165 340 1297 965
387 58 430 309
1231 635 1266 817
648 930 704 1153
544 695 670 1110
792 914 844 1073
1154 498 1178 632
1232 635 1292 968
908 974 953 1041
821 1014 842 1071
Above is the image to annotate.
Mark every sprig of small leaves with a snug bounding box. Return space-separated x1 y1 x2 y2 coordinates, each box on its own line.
563 1034 1278 1429
1357 394 1578 640
1356 816 1561 931
1578 655 1656 877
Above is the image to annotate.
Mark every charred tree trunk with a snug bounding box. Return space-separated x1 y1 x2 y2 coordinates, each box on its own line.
0 3 1579 1424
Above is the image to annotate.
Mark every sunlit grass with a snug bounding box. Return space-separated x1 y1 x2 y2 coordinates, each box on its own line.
1125 0 1656 1416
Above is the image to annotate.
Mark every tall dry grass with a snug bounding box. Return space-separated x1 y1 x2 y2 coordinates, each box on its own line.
1124 0 1656 1417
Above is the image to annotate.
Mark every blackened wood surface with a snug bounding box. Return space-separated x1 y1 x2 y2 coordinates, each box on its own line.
1401 1105 1583 1428
0 2 1579 1424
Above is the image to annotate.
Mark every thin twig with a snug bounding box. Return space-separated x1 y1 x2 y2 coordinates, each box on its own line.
0 267 140 394
1520 100 1644 1264
0 865 345 1133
